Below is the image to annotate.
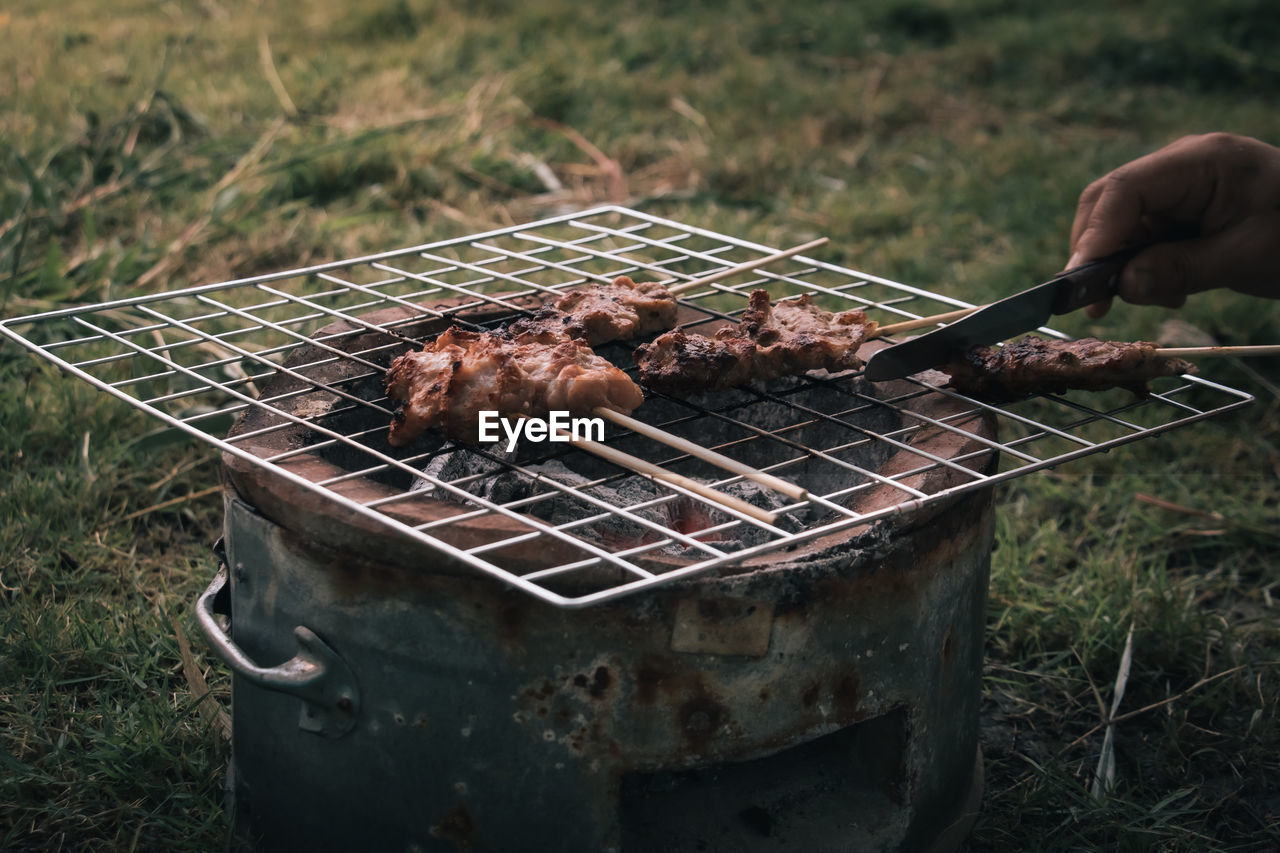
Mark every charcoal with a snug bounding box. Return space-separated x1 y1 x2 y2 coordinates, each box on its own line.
412 444 803 557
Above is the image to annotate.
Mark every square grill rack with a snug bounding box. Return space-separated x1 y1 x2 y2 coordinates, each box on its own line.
1 206 1254 607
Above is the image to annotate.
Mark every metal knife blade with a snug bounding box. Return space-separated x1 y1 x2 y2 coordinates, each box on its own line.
863 245 1144 382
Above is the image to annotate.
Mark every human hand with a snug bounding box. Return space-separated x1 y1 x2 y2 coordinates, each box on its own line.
1068 133 1280 318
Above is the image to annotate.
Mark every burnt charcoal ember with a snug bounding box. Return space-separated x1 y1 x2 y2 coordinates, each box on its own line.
412 447 801 554
412 445 510 492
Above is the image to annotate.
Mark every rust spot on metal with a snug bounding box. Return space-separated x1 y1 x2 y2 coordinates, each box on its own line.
564 716 621 759
570 665 613 700
587 665 612 699
833 672 862 721
678 683 731 754
430 802 473 850
633 656 668 705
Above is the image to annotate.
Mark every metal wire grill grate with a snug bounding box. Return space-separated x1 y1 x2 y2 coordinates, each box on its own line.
2 206 1254 607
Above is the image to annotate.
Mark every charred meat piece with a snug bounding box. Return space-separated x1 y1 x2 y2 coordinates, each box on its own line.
385 327 644 446
634 330 758 392
506 275 678 347
944 336 1196 400
634 290 879 392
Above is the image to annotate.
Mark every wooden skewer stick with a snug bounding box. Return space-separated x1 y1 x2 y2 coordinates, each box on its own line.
666 237 829 296
548 424 780 525
592 407 808 502
875 306 980 337
1155 344 1280 358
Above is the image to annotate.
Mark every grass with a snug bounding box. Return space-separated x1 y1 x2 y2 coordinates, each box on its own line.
2 0 1278 849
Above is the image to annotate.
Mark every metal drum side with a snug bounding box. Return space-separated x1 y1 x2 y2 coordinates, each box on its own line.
219 485 993 853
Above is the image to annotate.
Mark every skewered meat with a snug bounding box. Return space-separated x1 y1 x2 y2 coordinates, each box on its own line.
944 336 1196 399
634 290 879 392
385 327 644 446
506 275 678 346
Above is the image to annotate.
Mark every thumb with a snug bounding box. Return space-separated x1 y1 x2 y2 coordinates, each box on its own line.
1116 215 1280 308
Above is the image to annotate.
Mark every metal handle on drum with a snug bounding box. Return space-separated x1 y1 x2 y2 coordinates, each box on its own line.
196 562 359 737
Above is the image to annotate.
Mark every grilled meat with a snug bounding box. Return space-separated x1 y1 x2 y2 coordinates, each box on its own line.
506 275 678 347
634 290 879 392
945 336 1196 400
385 327 644 446
634 331 757 391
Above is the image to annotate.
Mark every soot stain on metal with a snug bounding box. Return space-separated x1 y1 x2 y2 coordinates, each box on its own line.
737 804 774 837
768 495 989 621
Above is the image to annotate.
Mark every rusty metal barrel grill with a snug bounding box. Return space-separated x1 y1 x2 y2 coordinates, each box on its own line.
209 489 992 852
203 296 999 853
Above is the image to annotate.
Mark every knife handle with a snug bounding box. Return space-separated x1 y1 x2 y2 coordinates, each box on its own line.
1049 244 1146 315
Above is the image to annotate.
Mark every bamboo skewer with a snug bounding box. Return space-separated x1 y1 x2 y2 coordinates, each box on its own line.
592 407 808 501
547 424 780 525
1154 345 1280 358
666 237 829 296
875 307 980 337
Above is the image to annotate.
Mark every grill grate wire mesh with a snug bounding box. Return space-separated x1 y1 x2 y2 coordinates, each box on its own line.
1 206 1254 607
